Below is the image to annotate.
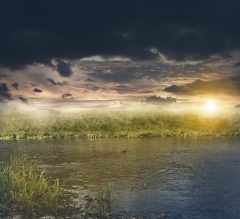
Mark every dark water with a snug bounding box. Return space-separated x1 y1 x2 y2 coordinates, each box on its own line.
1 137 240 219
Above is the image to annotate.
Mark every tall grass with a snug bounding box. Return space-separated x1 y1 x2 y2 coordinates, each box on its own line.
0 111 240 140
0 156 62 217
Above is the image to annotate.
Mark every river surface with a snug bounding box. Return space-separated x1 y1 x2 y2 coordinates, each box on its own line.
1 137 240 219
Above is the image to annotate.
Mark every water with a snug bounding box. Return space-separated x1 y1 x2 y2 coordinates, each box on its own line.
1 137 240 218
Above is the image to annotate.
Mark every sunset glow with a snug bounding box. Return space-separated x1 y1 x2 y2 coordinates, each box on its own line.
203 100 218 115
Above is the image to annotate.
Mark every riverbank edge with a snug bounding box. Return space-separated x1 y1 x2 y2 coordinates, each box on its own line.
0 130 240 141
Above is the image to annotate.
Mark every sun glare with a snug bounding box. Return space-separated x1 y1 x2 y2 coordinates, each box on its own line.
203 100 218 115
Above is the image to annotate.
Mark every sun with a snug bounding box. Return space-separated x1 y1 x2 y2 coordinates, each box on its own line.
203 100 218 114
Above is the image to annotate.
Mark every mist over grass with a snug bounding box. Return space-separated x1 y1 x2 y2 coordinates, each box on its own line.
0 110 240 140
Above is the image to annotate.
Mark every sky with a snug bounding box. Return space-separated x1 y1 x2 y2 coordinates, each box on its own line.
0 0 240 109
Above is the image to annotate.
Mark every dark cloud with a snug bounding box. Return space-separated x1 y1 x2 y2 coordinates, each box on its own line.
1 0 240 69
113 84 137 94
145 96 177 104
18 96 29 104
54 59 73 77
11 82 19 90
164 76 240 95
33 88 42 93
0 74 9 79
0 83 11 101
92 68 137 82
234 62 240 67
165 85 188 94
86 57 225 83
46 78 63 85
88 61 153 82
62 93 72 99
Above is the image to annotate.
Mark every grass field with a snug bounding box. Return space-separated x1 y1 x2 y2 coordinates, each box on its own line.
0 111 240 140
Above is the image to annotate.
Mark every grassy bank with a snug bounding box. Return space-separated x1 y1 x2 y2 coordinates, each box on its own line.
0 157 62 217
0 156 116 218
0 111 240 140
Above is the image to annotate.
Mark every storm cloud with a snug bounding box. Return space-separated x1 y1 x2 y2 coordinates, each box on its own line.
33 88 43 93
145 96 177 104
1 0 240 69
0 83 11 101
46 78 63 86
11 82 19 90
53 59 73 77
164 76 240 95
0 74 8 79
18 96 29 104
62 93 72 99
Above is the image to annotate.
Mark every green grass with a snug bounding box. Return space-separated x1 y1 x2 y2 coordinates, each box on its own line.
0 156 62 217
0 111 240 140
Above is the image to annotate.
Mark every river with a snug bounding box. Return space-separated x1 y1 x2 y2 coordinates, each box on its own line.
1 137 240 219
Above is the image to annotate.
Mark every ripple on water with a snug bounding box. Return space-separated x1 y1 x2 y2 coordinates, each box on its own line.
0 137 240 218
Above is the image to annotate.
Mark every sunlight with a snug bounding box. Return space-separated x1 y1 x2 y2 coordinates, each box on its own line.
203 99 218 115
